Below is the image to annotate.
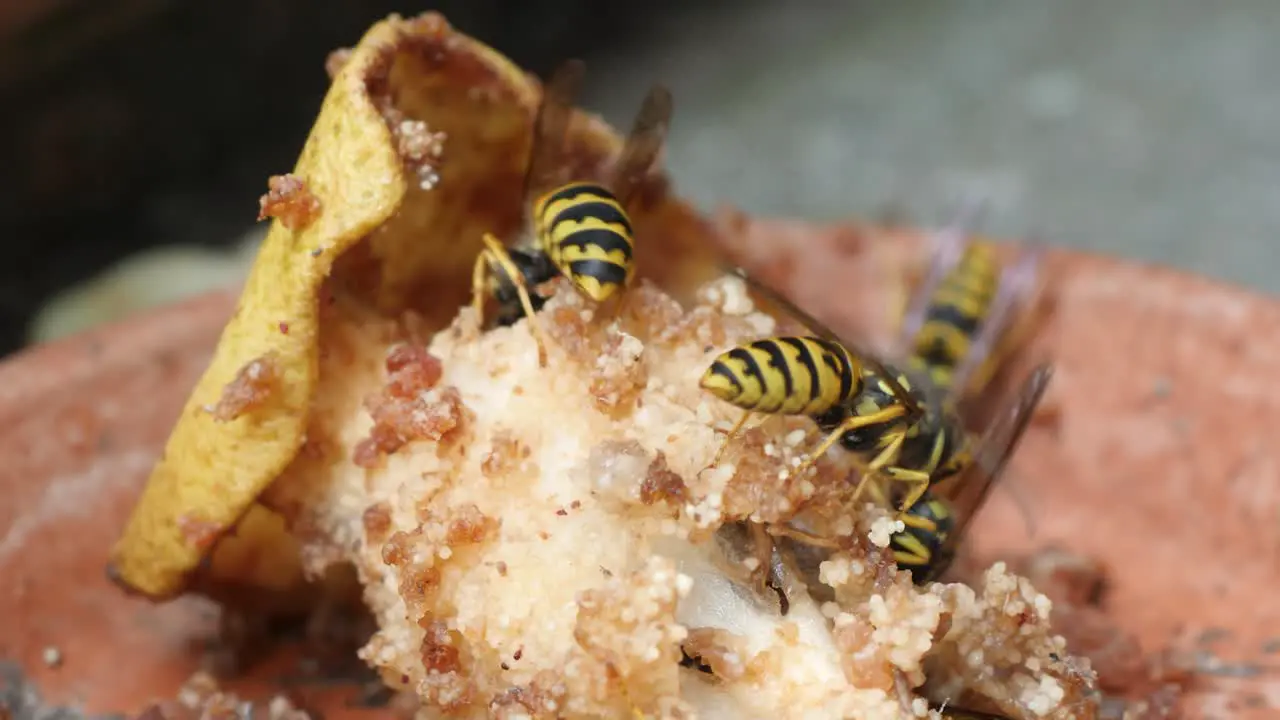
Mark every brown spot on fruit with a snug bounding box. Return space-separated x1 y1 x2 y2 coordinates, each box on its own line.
639 452 687 506
211 354 280 422
257 174 322 231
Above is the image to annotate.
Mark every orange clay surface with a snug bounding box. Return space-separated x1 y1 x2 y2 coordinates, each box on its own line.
2 222 1280 717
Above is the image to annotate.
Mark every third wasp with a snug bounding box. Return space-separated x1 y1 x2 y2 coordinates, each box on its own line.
887 205 1049 582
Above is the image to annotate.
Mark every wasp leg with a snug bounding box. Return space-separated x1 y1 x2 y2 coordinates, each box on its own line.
864 473 893 508
494 249 556 328
749 522 791 615
470 246 493 325
478 233 549 367
898 510 939 532
766 523 841 548
891 549 928 569
883 465 934 516
791 405 908 478
713 413 774 464
713 411 755 465
750 520 775 568
847 431 908 504
951 242 1045 398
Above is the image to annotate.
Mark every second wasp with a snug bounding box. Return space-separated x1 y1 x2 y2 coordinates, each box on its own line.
471 59 674 366
698 216 1051 587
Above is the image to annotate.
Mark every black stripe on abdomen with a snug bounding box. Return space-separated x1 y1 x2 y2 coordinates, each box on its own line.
557 227 633 261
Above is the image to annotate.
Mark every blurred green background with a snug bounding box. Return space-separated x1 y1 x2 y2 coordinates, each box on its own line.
5 0 1279 352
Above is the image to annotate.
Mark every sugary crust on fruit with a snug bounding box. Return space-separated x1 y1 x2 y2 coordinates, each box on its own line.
265 276 1099 719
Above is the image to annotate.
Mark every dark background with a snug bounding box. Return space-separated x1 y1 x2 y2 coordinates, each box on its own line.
7 1 1280 357
0 0 679 356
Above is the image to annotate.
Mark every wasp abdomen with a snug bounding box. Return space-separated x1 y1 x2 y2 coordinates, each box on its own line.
545 190 634 235
700 337 858 416
535 182 635 302
911 242 1001 391
891 492 956 585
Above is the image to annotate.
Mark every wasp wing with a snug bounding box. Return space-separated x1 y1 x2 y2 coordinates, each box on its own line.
946 240 1047 403
726 265 924 418
520 59 587 217
942 363 1053 550
611 84 673 208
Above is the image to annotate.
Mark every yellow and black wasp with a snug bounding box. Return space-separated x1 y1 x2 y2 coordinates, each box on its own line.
699 335 918 466
808 203 1045 517
886 204 1050 583
699 250 1048 540
470 59 674 365
698 267 958 517
897 200 1046 405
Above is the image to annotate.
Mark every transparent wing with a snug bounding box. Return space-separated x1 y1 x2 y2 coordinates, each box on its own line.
897 197 988 355
611 84 674 208
947 240 1046 400
943 363 1053 550
726 266 923 419
520 59 587 213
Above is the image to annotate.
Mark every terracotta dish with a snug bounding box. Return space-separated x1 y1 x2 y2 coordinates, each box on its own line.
3 11 1278 720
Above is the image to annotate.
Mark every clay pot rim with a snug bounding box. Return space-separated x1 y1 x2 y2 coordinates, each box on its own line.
0 288 240 390
5 239 1268 379
3 231 1274 718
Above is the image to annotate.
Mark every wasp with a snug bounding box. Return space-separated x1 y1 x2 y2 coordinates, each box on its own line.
890 363 1052 584
470 59 674 365
699 336 914 464
701 228 1047 513
699 268 952 515
898 201 1045 405
881 204 1049 576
